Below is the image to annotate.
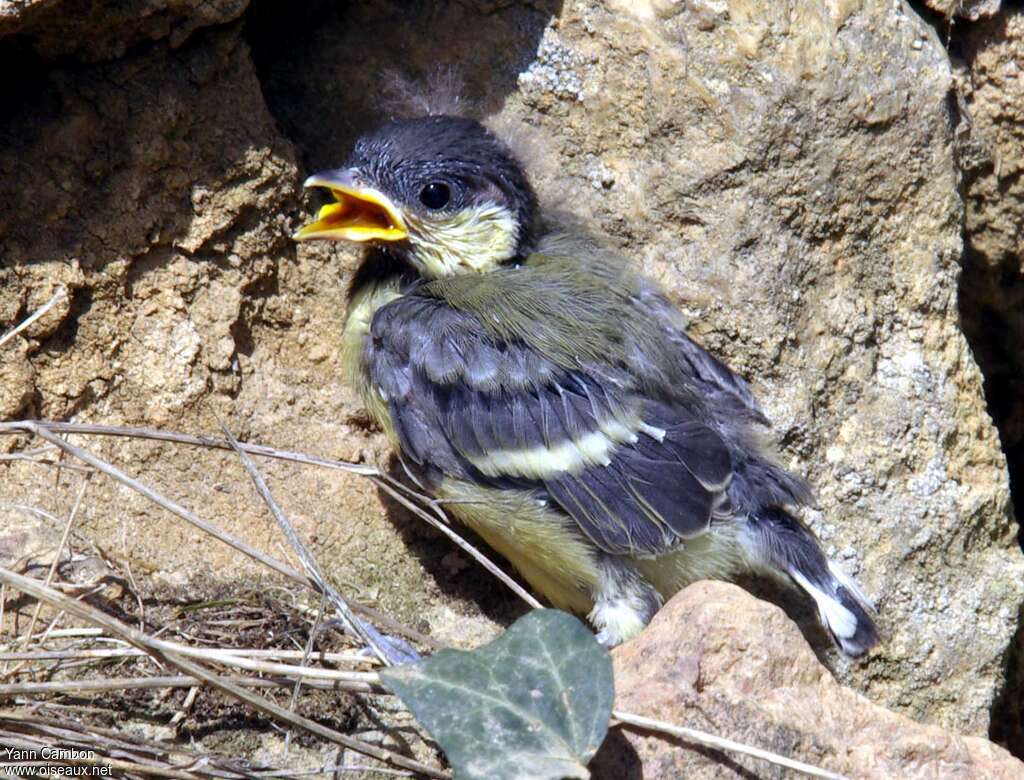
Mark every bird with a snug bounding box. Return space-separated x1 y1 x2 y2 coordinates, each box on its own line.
292 115 879 657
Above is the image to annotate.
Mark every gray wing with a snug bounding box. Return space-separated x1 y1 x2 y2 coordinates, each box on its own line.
637 285 770 427
368 293 734 557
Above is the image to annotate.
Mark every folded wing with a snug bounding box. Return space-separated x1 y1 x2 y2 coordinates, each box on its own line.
368 293 733 557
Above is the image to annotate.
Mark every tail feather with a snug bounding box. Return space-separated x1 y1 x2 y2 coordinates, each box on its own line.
744 507 879 658
789 567 879 657
828 559 875 613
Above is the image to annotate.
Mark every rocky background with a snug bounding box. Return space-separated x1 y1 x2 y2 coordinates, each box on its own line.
2 0 1024 771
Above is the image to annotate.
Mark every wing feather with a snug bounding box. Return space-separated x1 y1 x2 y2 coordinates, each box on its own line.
368 293 735 556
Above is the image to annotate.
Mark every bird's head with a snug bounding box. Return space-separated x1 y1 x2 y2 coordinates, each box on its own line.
293 116 538 278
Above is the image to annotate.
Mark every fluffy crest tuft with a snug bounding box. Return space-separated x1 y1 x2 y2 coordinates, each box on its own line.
483 114 588 234
379 68 471 119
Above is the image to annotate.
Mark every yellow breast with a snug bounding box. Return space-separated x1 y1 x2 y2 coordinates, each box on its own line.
341 273 404 442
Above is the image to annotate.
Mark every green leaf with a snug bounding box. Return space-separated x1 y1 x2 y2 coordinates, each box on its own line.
380 609 613 780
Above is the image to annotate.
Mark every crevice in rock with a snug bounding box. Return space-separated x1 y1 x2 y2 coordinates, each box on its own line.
923 2 1024 759
960 256 1024 544
241 0 562 173
946 7 1023 554
0 36 49 125
37 287 92 358
992 602 1024 756
905 0 959 44
969 253 1024 757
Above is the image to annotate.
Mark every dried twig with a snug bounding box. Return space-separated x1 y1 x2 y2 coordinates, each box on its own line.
0 502 63 525
0 286 66 352
0 443 94 474
0 567 449 779
219 423 399 666
368 475 542 609
4 710 255 763
0 647 376 665
2 426 433 649
0 674 381 696
164 649 381 684
0 421 378 474
5 422 314 589
1 710 267 779
0 420 541 610
0 444 56 459
5 475 91 681
0 627 107 647
285 594 327 756
253 765 412 778
1 641 382 685
2 711 414 778
0 419 843 779
168 682 198 727
611 709 847 780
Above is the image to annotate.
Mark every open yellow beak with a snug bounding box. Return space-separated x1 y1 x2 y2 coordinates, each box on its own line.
292 171 408 243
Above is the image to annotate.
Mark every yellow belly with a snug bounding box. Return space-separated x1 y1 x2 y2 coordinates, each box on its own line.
438 480 745 625
342 272 600 615
634 526 745 595
436 478 600 616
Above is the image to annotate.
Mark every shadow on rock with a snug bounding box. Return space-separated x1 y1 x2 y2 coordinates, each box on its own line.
245 0 564 173
374 458 531 632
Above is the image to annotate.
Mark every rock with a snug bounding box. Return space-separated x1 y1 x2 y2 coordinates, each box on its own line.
0 18 497 645
0 28 295 424
0 0 1021 747
958 7 1024 530
0 0 249 61
487 0 1022 735
594 582 1024 779
0 339 34 419
923 0 1001 21
251 0 1024 729
961 8 1024 269
957 5 1024 755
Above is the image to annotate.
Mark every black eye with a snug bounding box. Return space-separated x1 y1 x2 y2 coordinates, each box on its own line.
419 181 451 210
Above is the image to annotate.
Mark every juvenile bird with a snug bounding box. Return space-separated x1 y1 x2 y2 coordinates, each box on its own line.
293 116 879 656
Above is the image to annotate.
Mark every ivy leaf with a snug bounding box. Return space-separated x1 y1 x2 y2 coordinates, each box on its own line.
380 609 613 780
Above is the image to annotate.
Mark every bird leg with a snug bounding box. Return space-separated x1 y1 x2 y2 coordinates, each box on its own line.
589 555 663 648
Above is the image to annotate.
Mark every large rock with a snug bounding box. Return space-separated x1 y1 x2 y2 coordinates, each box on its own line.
0 17 512 650
0 0 1021 743
957 5 1024 753
0 28 296 425
493 0 1022 734
958 7 1024 544
594 582 1024 779
0 0 249 60
962 8 1024 268
249 0 1024 731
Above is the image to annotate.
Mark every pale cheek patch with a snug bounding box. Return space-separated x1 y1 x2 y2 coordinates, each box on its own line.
407 203 519 277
